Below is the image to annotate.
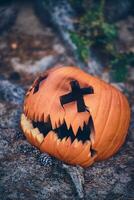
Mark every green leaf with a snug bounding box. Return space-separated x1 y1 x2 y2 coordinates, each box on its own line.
102 23 117 41
70 32 90 61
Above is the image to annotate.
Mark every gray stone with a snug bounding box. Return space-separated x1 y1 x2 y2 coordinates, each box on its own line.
0 78 25 105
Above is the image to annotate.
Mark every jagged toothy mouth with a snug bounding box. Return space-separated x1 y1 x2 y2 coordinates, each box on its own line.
32 117 94 143
32 116 96 157
21 113 97 160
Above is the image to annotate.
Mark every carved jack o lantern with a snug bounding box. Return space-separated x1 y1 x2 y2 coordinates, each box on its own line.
21 66 130 167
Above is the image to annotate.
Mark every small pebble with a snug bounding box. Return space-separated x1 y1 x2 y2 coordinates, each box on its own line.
38 153 53 167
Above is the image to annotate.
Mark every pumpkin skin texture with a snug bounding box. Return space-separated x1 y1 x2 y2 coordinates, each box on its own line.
21 66 130 167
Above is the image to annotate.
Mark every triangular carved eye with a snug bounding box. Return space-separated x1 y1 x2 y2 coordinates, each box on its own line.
60 80 94 112
33 75 48 94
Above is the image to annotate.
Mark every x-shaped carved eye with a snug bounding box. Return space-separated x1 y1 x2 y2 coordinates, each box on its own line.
60 80 94 112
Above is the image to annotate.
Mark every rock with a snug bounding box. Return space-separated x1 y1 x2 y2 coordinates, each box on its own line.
34 0 75 58
0 77 25 105
0 92 132 197
104 0 134 22
110 82 125 92
117 16 134 53
101 70 110 83
62 164 85 199
128 67 134 81
0 102 22 129
13 1 50 36
84 138 134 199
0 127 75 200
0 0 18 33
11 56 60 74
34 0 77 56
38 153 53 167
71 0 134 22
87 58 102 76
0 77 24 129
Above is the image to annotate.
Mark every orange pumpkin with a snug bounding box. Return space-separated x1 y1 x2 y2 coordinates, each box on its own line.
21 66 130 167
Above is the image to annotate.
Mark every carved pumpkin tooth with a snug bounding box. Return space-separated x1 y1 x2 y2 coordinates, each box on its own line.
65 119 71 130
36 113 41 122
21 66 130 167
49 115 56 129
58 118 61 127
34 111 39 122
25 108 30 118
40 113 44 122
72 138 79 147
23 129 32 143
37 112 42 121
61 137 67 143
36 134 44 145
85 116 89 125
34 127 40 134
21 113 25 121
71 123 79 136
56 138 61 146
42 112 45 122
55 120 60 128
79 123 83 131
26 120 33 128
21 114 33 130
66 137 72 146
52 131 58 141
24 124 32 130
59 117 64 126
31 129 38 138
32 111 36 122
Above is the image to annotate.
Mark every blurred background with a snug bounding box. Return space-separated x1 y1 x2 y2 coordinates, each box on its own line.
0 1 134 200
0 0 134 107
0 0 134 84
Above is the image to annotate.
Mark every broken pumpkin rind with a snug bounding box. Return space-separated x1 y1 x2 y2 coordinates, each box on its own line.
21 66 130 168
